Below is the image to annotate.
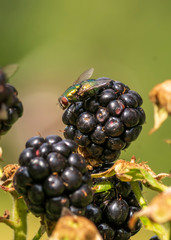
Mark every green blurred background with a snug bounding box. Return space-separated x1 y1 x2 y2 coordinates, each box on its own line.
0 1 171 239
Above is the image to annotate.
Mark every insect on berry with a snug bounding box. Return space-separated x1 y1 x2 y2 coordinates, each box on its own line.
62 68 146 165
58 68 113 109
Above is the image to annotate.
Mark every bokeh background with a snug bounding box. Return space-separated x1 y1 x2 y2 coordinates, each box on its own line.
0 1 171 239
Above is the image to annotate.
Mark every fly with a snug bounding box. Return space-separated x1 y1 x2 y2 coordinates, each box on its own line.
58 68 112 109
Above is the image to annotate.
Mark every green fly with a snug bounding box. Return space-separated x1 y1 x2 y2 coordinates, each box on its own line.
58 68 112 109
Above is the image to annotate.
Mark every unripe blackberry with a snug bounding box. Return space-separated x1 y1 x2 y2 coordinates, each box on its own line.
62 77 145 166
0 68 23 135
14 135 93 221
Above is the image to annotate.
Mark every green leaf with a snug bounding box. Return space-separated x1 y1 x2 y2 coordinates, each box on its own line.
92 181 113 193
140 168 168 192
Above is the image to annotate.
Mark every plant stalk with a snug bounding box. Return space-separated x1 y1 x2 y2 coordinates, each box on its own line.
12 192 28 240
32 225 46 240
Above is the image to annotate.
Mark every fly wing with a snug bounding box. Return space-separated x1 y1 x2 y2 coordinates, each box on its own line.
2 64 19 80
77 78 112 96
74 67 94 84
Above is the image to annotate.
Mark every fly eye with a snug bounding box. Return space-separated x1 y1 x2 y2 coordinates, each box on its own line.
62 97 68 105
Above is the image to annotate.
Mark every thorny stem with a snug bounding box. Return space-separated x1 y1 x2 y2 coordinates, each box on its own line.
32 225 46 240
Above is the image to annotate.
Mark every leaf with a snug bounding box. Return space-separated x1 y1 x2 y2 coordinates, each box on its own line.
140 168 168 192
91 158 170 192
49 214 102 240
0 164 19 192
92 181 114 193
149 105 168 134
2 64 19 79
149 79 171 134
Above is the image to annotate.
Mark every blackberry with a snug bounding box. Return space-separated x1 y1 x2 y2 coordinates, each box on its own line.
125 206 142 235
62 77 145 166
0 67 23 135
98 223 115 240
114 229 131 240
106 199 129 225
14 135 93 221
85 204 102 224
85 172 142 240
149 236 160 240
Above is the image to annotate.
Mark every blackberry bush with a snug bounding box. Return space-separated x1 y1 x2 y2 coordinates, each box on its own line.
13 135 93 221
0 67 23 135
61 75 145 165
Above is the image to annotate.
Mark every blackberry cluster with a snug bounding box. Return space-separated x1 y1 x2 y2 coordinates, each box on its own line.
0 68 23 135
86 170 142 240
13 135 93 221
63 79 145 165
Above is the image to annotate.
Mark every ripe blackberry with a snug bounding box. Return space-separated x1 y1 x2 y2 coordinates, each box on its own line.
85 173 142 240
98 223 115 240
0 67 23 135
13 135 93 221
149 236 160 240
62 77 145 166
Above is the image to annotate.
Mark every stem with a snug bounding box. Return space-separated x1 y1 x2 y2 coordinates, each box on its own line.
130 181 147 208
0 218 16 229
32 225 46 240
170 221 171 240
12 192 28 240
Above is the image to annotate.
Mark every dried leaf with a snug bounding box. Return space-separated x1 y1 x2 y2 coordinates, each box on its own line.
149 105 168 134
149 80 171 134
49 215 102 240
0 210 10 220
0 164 19 191
91 158 169 192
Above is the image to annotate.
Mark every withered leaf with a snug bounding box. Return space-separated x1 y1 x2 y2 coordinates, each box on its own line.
49 215 102 240
149 80 171 134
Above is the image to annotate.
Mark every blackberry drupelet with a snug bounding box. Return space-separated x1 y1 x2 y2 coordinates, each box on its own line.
13 135 93 221
63 77 145 166
0 67 23 135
